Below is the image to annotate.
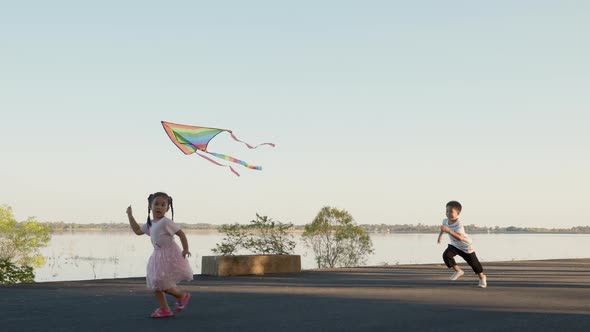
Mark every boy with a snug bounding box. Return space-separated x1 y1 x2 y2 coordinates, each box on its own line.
437 201 487 288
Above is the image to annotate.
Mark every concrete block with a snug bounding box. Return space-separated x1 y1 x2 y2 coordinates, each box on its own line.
201 255 301 277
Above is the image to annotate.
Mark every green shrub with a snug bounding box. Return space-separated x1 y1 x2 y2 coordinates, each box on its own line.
0 258 35 284
213 214 296 256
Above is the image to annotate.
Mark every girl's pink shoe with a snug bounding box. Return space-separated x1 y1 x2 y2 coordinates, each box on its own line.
150 307 174 318
174 293 191 312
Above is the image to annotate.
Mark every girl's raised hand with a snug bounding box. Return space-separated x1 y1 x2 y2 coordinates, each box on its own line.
126 205 133 215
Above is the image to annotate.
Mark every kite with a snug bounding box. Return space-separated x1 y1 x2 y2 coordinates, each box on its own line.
161 121 275 176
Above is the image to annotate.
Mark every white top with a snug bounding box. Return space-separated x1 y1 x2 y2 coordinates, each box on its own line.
140 217 181 249
442 218 474 253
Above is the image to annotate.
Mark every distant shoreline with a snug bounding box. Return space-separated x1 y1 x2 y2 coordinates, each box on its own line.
48 228 221 233
40 222 590 234
45 228 590 235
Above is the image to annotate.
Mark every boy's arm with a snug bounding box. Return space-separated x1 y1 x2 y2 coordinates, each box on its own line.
448 231 464 241
175 230 191 258
441 225 465 241
126 206 144 235
437 230 444 243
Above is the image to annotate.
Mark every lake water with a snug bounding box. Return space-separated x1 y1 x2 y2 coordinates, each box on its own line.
36 232 590 282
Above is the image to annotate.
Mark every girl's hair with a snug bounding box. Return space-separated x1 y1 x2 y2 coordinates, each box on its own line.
147 192 174 227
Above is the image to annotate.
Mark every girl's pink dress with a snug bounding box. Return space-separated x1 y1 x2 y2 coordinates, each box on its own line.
140 217 193 290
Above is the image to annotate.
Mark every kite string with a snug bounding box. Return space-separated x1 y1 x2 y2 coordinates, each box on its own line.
229 132 276 150
195 150 240 177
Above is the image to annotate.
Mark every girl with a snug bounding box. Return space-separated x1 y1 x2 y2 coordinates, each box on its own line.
126 192 194 318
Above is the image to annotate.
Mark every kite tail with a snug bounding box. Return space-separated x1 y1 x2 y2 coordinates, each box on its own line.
207 151 263 170
195 150 240 177
229 131 276 149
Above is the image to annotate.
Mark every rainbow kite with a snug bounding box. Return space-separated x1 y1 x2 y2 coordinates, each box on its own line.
161 121 275 176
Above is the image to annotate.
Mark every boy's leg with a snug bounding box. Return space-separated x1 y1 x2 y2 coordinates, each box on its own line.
457 250 484 275
462 252 487 287
457 250 487 287
443 245 465 280
463 252 486 287
443 245 459 268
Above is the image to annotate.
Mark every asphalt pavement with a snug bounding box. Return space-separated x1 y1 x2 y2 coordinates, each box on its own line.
1 259 589 331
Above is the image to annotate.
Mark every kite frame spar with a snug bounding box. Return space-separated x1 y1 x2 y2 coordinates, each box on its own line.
161 121 275 176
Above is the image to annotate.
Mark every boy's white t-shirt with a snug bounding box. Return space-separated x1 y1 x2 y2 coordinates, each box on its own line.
442 218 474 253
140 217 180 249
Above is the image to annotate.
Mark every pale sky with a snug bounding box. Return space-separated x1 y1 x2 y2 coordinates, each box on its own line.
1 1 589 228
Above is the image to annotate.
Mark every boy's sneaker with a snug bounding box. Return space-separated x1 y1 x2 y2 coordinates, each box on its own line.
449 270 464 281
478 277 487 288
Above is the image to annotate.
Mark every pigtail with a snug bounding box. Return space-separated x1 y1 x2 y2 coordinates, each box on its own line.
147 194 154 228
169 196 174 220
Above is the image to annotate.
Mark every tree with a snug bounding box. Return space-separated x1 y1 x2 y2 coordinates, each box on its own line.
302 206 374 268
0 205 52 284
213 214 296 256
